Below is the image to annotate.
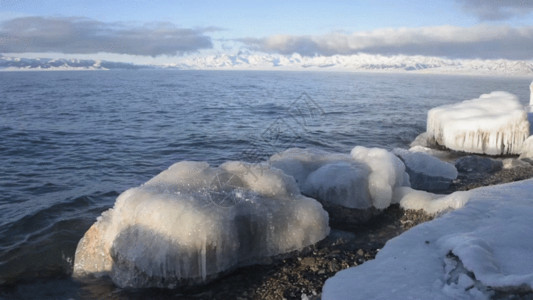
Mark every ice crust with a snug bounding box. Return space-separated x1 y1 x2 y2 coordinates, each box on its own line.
427 91 529 155
73 161 329 288
323 179 533 299
269 147 409 210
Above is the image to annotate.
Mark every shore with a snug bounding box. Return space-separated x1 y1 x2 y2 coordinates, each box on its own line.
81 159 532 300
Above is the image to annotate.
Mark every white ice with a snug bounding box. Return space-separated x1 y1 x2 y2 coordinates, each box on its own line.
269 147 409 210
519 136 533 160
426 91 529 155
73 161 329 288
323 179 533 299
393 148 457 191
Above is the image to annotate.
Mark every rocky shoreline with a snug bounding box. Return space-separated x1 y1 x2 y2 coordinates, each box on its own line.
93 159 533 300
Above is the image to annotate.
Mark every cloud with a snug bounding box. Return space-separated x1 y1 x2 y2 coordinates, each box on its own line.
0 16 214 56
241 25 533 60
457 0 533 21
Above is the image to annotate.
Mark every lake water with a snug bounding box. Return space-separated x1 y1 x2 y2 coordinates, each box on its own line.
0 70 530 298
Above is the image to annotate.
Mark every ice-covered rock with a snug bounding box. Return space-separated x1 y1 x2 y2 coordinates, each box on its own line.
410 132 432 148
323 179 533 299
394 186 470 215
393 148 457 192
519 135 533 161
269 147 409 210
502 158 531 169
302 161 372 209
73 161 329 288
455 155 502 174
427 91 529 155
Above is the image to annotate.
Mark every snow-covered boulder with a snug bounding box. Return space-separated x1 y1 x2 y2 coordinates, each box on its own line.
455 155 502 174
519 135 533 161
323 179 533 299
427 91 529 155
393 148 458 192
269 147 409 211
73 161 329 288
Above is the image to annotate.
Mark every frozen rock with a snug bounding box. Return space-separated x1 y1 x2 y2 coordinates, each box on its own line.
269 148 351 186
410 132 432 148
323 179 533 299
394 186 470 215
408 145 452 160
426 91 529 155
302 161 372 209
502 158 531 169
270 147 409 210
73 161 329 288
455 155 502 174
350 146 410 209
519 135 533 161
393 148 457 192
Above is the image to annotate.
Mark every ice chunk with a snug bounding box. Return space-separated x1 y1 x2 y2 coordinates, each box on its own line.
269 148 351 186
323 179 533 299
270 147 409 210
350 146 410 209
302 161 372 209
73 161 329 288
393 148 457 192
394 186 470 214
519 136 533 161
427 91 529 155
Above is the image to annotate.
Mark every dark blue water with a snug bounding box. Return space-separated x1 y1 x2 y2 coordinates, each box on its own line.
0 70 530 298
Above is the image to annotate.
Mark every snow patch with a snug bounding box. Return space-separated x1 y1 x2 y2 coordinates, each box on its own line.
323 179 533 299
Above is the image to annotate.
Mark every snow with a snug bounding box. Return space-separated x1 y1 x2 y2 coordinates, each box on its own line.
73 161 329 288
3 54 533 76
393 148 457 192
426 91 529 155
323 179 533 299
269 147 409 210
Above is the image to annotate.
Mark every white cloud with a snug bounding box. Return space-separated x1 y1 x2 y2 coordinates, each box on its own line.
241 25 533 60
0 16 215 56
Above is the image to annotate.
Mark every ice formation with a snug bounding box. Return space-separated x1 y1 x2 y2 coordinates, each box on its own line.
393 148 457 192
269 147 409 210
519 136 533 160
323 179 533 299
394 187 470 214
426 91 529 155
73 161 329 288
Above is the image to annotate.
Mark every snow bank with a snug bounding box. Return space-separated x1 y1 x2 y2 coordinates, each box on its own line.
269 147 409 210
427 91 529 155
393 148 457 192
323 179 533 299
73 161 329 288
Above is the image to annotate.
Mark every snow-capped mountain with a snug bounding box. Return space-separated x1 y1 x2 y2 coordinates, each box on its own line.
2 53 532 76
167 52 533 76
0 56 149 71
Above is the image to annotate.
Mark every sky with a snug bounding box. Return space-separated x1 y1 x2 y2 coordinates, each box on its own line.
1 0 533 65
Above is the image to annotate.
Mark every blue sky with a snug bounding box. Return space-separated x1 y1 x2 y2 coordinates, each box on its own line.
1 0 533 63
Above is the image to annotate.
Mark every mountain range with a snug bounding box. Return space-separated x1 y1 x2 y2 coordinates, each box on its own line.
2 53 532 76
